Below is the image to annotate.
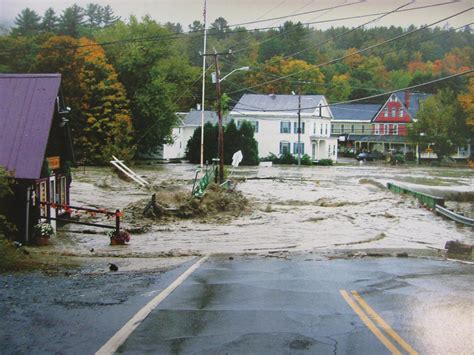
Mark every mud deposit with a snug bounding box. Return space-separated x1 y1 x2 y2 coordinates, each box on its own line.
45 162 473 258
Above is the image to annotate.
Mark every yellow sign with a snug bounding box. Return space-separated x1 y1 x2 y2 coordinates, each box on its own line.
46 156 60 170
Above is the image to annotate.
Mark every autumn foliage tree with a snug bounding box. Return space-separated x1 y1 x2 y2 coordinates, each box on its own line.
245 56 325 94
76 38 135 163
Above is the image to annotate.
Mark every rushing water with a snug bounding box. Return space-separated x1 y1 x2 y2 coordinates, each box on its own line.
60 160 473 257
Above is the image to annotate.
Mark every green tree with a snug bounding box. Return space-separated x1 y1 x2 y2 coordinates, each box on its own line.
224 120 240 164
41 8 59 33
96 16 199 154
11 8 41 36
186 122 218 164
326 74 352 102
101 5 120 27
408 89 468 160
59 4 85 38
239 121 259 165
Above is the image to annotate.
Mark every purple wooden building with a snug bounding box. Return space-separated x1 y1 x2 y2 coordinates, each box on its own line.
0 74 75 243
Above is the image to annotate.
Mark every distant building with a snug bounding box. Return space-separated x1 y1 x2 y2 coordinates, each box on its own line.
230 94 338 161
0 74 75 243
162 110 227 160
332 91 430 154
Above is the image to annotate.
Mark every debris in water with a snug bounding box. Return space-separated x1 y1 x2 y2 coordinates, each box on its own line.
108 263 118 272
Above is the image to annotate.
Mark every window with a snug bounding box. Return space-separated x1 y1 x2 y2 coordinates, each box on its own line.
399 108 404 118
293 122 305 134
384 108 388 117
325 124 328 135
341 124 345 133
250 121 259 133
237 120 241 129
318 103 322 117
320 123 323 135
391 108 396 117
293 142 305 155
331 124 334 133
384 124 389 135
351 125 355 133
393 124 398 135
280 121 291 133
362 125 365 133
313 123 317 134
280 141 290 155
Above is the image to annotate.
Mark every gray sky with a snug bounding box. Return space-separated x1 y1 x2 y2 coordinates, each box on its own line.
0 0 472 30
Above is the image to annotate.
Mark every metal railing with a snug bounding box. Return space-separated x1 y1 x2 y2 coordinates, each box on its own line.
386 183 445 209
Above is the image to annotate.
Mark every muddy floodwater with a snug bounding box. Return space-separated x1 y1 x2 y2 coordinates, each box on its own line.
55 160 473 258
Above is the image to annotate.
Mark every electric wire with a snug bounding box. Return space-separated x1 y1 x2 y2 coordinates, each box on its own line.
226 7 473 95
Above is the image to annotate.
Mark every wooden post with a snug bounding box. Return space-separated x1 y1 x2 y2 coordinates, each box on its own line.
115 209 120 234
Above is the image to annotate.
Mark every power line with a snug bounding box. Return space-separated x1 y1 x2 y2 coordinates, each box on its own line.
282 1 414 60
227 7 473 95
224 0 364 28
0 1 461 56
230 69 473 112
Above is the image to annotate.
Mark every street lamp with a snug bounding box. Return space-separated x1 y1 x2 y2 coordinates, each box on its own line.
213 65 250 183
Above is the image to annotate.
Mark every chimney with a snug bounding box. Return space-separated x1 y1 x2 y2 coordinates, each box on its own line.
405 91 411 109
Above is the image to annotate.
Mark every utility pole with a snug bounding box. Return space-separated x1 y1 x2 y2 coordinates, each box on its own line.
297 90 302 166
202 51 227 184
199 0 208 169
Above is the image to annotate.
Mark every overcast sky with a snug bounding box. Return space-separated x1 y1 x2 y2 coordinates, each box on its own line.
0 0 472 30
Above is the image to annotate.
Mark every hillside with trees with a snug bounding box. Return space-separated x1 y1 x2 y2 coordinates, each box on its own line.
0 3 472 162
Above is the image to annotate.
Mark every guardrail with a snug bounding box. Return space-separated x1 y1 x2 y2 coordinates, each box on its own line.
386 182 445 209
192 164 217 199
435 204 474 227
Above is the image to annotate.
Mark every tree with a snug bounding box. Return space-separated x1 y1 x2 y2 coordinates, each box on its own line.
408 89 468 160
326 74 352 102
239 121 259 165
101 5 120 27
224 120 240 164
59 4 85 37
458 77 474 136
11 8 41 36
76 37 135 163
41 8 59 33
186 122 218 164
245 56 325 94
84 3 102 27
96 16 199 154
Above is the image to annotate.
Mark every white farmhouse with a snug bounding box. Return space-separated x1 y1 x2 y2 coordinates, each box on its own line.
162 110 219 160
230 94 338 161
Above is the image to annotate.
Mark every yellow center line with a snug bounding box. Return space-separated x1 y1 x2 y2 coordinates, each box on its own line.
340 289 402 355
351 291 418 355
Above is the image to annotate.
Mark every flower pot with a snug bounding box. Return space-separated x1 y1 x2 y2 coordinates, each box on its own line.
110 237 125 246
36 236 50 246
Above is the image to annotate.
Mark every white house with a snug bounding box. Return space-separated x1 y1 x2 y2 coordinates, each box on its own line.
162 110 220 160
229 94 338 161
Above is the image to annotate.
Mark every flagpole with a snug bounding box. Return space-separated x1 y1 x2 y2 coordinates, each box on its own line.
200 0 208 169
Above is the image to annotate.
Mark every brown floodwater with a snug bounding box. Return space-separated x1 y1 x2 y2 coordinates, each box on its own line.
56 160 473 257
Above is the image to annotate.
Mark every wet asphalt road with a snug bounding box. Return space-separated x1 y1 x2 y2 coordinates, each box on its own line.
117 256 473 354
1 256 473 354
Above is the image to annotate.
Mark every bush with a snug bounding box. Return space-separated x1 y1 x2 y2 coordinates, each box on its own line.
278 153 297 165
390 153 405 165
300 154 313 166
314 159 333 166
405 151 416 161
260 153 279 163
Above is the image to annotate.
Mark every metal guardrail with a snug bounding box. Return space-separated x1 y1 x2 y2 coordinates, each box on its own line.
386 182 445 209
435 204 474 227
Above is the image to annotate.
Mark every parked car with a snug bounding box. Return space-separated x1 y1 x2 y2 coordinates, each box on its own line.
356 152 374 161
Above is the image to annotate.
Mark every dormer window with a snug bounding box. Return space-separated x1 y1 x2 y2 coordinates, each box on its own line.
391 108 396 117
384 108 388 117
400 108 404 117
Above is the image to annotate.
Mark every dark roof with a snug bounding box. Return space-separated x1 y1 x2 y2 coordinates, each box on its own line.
346 134 408 143
232 94 324 114
394 91 432 119
0 74 61 179
178 110 230 126
331 104 381 121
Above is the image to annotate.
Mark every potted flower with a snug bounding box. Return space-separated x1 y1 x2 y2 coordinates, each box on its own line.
108 230 131 245
33 222 54 246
